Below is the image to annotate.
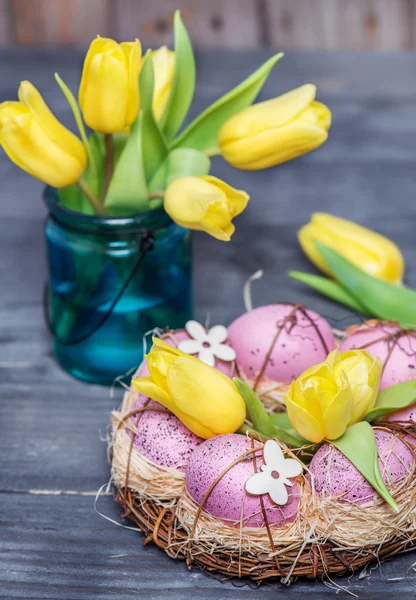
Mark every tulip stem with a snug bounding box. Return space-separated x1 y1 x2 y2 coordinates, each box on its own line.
102 134 114 202
78 179 106 216
148 191 165 200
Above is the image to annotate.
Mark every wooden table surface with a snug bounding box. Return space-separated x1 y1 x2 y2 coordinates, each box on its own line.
1 48 416 599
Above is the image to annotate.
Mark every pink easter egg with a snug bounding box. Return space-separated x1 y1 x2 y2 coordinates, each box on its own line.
227 304 335 384
340 321 416 390
385 405 416 446
129 394 202 471
185 434 300 527
138 329 235 378
310 430 414 504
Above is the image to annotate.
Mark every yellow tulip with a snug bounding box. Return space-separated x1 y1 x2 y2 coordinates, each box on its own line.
79 37 141 133
218 84 331 170
132 338 246 439
328 349 382 424
298 213 404 284
284 349 381 443
164 175 249 241
152 46 175 121
0 81 87 187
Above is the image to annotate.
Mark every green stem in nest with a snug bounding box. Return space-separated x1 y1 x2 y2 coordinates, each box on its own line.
148 191 165 200
77 179 106 216
102 133 114 202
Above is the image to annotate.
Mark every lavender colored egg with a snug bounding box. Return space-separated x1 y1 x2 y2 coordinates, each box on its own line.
130 394 202 472
385 405 416 446
310 430 414 504
340 321 416 390
227 304 335 384
186 434 300 527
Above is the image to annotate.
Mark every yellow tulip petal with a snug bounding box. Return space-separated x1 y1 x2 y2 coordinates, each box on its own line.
368 356 382 404
284 385 325 443
202 175 249 217
132 375 214 438
299 213 404 284
18 81 86 165
311 101 332 131
152 46 175 121
120 39 142 126
79 37 124 107
167 357 246 434
200 218 235 241
221 121 327 170
0 113 86 187
322 374 352 440
81 53 129 133
219 84 317 145
132 377 174 409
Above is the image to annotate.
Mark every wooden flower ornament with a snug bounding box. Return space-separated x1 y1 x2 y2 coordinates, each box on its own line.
177 320 236 367
245 440 302 506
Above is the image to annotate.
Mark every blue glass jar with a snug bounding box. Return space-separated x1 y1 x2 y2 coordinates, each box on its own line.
43 187 192 385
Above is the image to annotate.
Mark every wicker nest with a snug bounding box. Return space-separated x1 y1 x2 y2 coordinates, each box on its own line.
110 383 416 583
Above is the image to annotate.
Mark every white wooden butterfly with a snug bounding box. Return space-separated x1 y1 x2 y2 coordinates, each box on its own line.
245 440 303 506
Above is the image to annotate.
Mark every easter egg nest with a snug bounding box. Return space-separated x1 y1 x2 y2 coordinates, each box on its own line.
110 380 416 583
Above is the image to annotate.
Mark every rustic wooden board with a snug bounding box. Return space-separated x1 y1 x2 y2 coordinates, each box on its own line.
1 48 416 598
12 0 111 46
264 0 414 50
113 0 260 48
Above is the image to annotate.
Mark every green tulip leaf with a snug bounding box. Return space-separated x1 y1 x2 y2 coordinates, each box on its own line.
234 378 305 447
172 52 283 153
331 422 399 512
104 112 149 214
58 184 86 213
54 73 98 189
288 270 367 313
364 380 416 423
139 51 168 182
316 242 416 330
147 147 210 207
160 10 195 140
166 148 211 185
269 412 310 445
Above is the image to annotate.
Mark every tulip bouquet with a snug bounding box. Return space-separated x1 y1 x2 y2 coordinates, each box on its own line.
0 11 331 241
290 213 416 329
134 337 416 512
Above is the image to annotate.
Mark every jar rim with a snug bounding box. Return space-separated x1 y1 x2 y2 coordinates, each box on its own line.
43 185 172 233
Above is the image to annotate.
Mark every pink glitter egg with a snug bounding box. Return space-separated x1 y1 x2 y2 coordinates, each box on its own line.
139 329 235 378
185 434 300 527
310 430 414 504
227 304 335 384
129 394 202 471
339 321 416 390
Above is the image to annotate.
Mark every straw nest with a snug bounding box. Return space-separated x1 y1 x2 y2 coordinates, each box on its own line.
110 379 416 583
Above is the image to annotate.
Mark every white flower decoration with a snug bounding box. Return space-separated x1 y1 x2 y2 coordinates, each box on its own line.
245 440 303 506
177 320 236 367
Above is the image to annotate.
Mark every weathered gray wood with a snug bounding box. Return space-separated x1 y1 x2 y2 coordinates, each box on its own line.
113 0 260 48
1 493 416 599
1 48 416 598
264 0 414 51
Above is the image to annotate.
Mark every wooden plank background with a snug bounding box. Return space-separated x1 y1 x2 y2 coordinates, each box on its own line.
1 0 416 51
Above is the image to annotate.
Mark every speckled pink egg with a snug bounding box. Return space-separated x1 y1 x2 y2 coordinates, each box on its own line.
310 430 414 504
340 321 416 390
139 329 235 377
227 304 335 384
129 394 202 471
185 434 300 527
385 406 416 446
